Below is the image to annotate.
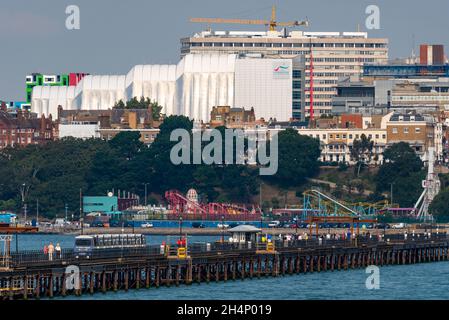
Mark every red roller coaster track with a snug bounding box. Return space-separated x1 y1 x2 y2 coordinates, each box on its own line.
164 190 261 221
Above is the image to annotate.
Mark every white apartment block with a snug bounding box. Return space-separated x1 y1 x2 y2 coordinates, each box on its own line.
181 30 388 117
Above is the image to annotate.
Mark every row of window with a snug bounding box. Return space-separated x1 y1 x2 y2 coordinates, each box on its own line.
391 127 422 134
185 42 386 49
307 133 386 140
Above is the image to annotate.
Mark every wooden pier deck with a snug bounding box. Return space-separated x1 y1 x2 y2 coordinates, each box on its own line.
1 233 448 300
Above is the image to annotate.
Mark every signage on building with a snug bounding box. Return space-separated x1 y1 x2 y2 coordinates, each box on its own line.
272 63 290 79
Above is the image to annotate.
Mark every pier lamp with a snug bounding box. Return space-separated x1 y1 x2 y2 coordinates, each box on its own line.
221 215 225 243
179 216 183 241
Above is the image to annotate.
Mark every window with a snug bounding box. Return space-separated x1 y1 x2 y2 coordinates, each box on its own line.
415 128 421 133
404 127 409 134
392 128 398 134
293 80 301 89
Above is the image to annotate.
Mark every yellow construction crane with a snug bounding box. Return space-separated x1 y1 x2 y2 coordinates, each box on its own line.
190 5 309 32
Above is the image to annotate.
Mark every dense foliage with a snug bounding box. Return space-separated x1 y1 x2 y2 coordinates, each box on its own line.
0 117 322 219
376 142 425 208
113 96 163 120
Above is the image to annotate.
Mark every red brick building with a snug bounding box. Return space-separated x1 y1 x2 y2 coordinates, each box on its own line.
0 102 55 148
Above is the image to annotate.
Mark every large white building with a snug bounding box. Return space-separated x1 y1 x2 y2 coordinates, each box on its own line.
31 54 293 122
181 30 389 117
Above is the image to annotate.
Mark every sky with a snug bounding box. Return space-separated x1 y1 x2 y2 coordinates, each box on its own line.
1 0 449 100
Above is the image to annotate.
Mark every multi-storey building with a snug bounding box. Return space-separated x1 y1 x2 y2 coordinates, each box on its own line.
390 81 449 113
181 30 389 117
26 72 88 103
386 113 443 161
263 112 441 164
0 102 55 148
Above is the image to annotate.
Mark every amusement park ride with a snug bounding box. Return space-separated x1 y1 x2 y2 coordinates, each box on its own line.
165 189 262 221
164 149 440 225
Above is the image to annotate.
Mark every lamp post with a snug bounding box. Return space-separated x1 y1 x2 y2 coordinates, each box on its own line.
221 215 225 243
65 203 68 222
142 183 149 206
179 216 183 241
390 182 394 207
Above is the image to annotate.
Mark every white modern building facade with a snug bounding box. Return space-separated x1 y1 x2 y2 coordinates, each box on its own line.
31 54 293 123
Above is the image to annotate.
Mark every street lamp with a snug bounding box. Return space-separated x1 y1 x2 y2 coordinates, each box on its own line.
221 215 225 243
65 203 68 222
179 216 183 241
142 183 150 206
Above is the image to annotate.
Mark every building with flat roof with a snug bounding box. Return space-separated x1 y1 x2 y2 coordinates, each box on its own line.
181 30 388 117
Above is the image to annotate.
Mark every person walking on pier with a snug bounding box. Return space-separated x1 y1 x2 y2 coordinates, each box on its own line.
55 243 61 259
48 242 55 261
43 244 48 257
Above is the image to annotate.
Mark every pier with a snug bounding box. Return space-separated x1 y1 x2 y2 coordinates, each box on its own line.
1 233 448 300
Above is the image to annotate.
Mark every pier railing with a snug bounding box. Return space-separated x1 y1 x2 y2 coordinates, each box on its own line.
7 232 447 267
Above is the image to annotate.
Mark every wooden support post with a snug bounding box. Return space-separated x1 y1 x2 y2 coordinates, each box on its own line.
310 256 314 273
330 255 335 271
61 273 67 297
250 260 254 278
296 255 300 274
186 260 193 285
317 256 321 272
224 263 228 282
232 261 237 280
337 255 341 271
113 271 118 292
35 275 41 299
272 255 279 276
9 276 13 300
156 267 160 288
124 270 129 291
136 268 141 289
197 265 201 284
289 257 294 274
23 275 28 300
48 274 54 298
176 266 180 286
344 254 348 270
145 268 150 289
206 264 210 283
303 256 307 273
89 272 94 294
241 260 246 280
101 272 106 293
215 264 219 282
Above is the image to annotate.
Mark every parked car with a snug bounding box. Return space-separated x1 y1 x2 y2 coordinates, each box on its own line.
192 222 206 228
141 222 153 228
392 223 406 229
91 221 104 228
268 221 280 228
217 223 230 229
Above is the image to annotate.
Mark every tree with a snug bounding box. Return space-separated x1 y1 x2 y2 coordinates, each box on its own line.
267 128 321 187
350 134 374 177
376 142 425 207
113 96 163 120
109 131 144 160
429 188 449 221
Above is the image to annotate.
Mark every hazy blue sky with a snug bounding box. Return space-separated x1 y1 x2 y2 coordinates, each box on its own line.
1 0 449 100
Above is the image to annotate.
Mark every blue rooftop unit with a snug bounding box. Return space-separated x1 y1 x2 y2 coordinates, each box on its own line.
83 196 118 214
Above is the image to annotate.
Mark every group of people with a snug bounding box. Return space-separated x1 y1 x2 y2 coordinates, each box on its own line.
43 242 62 261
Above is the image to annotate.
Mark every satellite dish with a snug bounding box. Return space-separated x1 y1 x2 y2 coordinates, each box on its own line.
108 192 113 197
